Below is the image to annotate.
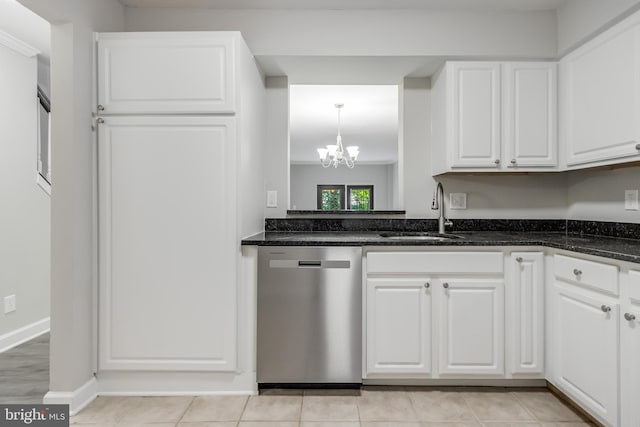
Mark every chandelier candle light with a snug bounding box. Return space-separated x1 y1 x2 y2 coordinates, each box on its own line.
317 103 360 168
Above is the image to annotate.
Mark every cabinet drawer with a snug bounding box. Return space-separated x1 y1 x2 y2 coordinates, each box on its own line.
554 254 618 295
367 252 503 274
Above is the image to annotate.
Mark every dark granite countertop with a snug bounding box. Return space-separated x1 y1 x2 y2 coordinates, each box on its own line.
241 231 640 264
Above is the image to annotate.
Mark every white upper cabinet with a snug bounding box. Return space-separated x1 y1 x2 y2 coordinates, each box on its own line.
561 12 640 167
431 61 557 174
504 63 557 167
449 62 502 169
97 32 237 114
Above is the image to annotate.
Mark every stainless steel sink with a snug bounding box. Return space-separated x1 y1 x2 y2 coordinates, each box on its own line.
378 232 464 241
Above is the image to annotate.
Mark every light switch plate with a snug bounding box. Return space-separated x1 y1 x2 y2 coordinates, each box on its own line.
450 193 467 210
267 190 278 208
625 190 638 210
4 295 16 314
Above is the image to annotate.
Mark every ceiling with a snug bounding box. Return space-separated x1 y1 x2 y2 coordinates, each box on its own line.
289 85 398 165
119 0 568 11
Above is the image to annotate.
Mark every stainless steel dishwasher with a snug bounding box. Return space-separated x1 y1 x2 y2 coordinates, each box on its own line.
257 246 362 386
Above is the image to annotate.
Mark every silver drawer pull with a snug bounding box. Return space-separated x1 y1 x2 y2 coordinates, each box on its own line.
443 282 449 289
424 282 430 289
510 159 516 164
636 143 640 151
516 257 523 263
494 159 500 165
97 104 105 111
601 305 611 313
625 313 636 321
573 268 582 276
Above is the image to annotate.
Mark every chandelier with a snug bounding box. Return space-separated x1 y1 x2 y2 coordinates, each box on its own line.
317 103 360 168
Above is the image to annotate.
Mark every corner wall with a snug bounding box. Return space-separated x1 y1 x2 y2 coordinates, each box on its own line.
18 0 125 412
0 41 50 348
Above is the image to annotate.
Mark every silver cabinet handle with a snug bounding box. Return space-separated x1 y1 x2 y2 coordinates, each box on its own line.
494 159 500 165
636 143 640 151
443 282 449 289
97 104 104 111
601 305 611 313
510 159 516 164
97 118 105 124
573 268 582 276
424 282 430 289
625 312 636 321
516 257 523 263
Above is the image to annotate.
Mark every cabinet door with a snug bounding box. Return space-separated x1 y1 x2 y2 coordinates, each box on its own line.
503 63 557 167
510 252 544 375
554 282 619 426
621 271 640 427
449 62 502 168
563 22 640 166
97 32 236 114
366 278 432 375
98 116 237 371
438 278 504 375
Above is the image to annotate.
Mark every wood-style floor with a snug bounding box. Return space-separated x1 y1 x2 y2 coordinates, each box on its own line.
0 333 49 404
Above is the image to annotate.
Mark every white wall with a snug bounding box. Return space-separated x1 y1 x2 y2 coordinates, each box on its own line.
263 77 289 218
557 0 640 55
18 0 125 410
567 166 640 222
124 8 557 59
0 43 50 342
290 164 394 210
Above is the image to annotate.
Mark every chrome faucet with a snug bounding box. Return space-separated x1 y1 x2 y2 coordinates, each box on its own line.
431 182 453 234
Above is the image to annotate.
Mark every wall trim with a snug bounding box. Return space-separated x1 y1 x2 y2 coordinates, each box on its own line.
43 377 98 416
0 317 50 353
0 29 40 57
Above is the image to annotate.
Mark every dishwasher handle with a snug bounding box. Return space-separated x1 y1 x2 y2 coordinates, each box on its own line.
298 260 322 267
269 259 351 269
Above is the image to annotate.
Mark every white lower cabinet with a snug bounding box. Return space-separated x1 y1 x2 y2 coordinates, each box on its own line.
621 271 640 426
551 255 620 426
98 116 238 372
365 251 505 379
438 278 504 376
366 278 432 375
510 252 544 375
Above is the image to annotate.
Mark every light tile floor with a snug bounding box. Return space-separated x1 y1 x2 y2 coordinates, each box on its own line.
0 336 595 427
71 387 595 427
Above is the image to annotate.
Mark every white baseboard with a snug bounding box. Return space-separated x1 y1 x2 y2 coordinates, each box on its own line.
97 370 258 396
44 377 98 416
0 317 50 353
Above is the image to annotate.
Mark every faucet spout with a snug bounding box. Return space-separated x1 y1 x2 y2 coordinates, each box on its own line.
431 182 452 234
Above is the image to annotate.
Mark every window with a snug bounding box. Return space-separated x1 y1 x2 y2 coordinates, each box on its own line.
37 85 51 191
317 184 374 211
317 185 345 210
348 185 374 210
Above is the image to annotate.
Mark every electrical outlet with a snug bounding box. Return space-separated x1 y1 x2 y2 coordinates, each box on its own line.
266 190 278 208
4 295 16 314
450 193 467 210
625 190 638 210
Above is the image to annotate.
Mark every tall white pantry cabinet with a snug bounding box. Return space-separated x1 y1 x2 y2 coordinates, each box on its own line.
96 32 265 390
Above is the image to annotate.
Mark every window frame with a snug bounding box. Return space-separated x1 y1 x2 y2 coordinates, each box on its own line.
36 85 51 194
317 185 346 210
347 185 374 210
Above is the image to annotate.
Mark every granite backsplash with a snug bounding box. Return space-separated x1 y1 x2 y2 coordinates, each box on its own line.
265 218 640 239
